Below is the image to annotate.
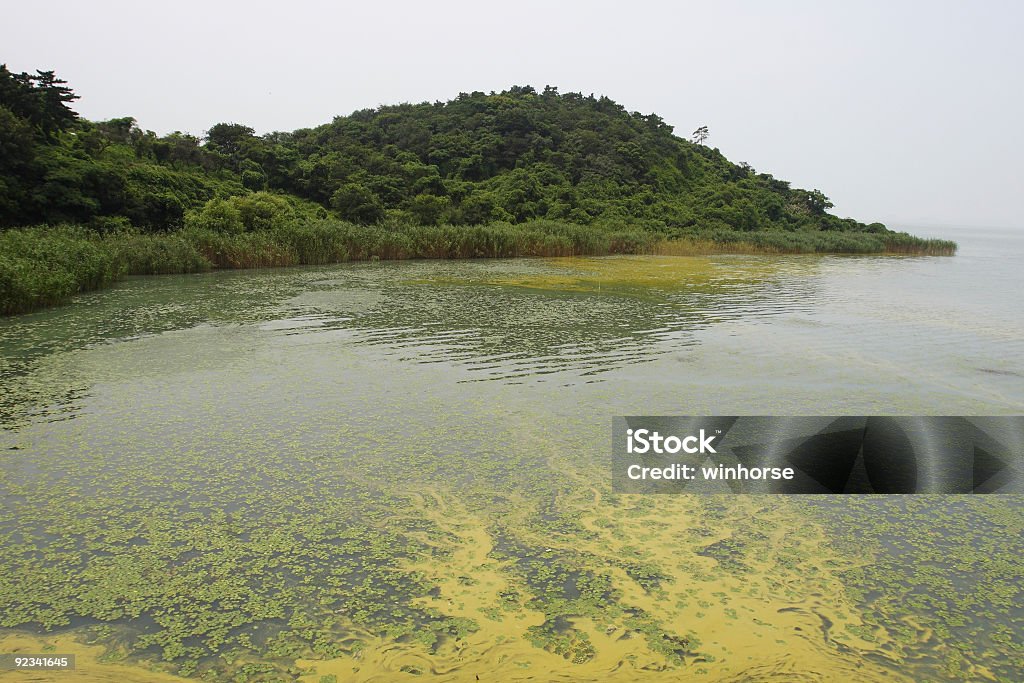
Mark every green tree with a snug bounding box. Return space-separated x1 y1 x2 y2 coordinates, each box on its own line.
331 183 384 223
804 189 833 215
0 75 895 241
0 106 34 172
408 193 450 225
186 198 244 234
240 159 267 191
152 132 203 167
233 192 293 231
205 123 256 156
32 70 79 137
0 66 79 139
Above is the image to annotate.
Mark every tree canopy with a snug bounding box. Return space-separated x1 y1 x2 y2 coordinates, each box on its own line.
0 69 886 236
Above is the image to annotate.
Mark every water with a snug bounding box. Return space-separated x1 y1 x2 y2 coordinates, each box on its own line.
0 226 1021 681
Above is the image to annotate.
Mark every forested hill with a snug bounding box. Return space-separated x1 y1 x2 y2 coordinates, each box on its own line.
1 69 880 235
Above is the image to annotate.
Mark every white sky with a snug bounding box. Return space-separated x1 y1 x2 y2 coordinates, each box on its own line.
3 0 1021 229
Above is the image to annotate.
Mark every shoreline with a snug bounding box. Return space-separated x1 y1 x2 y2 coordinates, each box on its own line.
0 222 957 316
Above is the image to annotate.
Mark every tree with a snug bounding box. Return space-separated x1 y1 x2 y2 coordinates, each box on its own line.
152 132 204 167
32 70 79 136
240 159 267 190
205 122 256 158
0 65 79 138
185 197 244 234
804 189 833 215
233 192 293 231
0 105 34 172
0 106 34 223
408 193 449 225
96 117 138 145
0 78 894 240
331 183 384 223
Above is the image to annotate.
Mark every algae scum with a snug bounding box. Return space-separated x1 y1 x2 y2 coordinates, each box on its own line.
1 243 1022 681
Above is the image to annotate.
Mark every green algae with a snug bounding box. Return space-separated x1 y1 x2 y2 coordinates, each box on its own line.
1 254 1021 681
803 497 1024 681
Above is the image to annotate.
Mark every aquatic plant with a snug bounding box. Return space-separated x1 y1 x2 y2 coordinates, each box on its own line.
0 226 123 314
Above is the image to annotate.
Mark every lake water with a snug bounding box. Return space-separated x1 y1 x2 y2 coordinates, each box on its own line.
0 226 1021 681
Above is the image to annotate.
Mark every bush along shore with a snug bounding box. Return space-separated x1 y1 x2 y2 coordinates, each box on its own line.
1 207 956 316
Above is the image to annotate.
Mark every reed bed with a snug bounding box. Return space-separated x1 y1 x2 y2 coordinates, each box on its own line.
881 232 958 256
1 221 957 315
1 226 124 315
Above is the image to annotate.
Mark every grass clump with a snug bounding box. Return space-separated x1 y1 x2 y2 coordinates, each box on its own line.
0 226 124 315
881 231 958 255
108 232 209 275
183 228 298 269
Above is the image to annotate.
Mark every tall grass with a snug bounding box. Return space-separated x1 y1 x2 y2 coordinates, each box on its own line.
298 220 660 260
185 229 298 269
1 220 957 315
881 231 958 256
1 226 124 315
658 229 957 256
653 238 782 256
108 232 210 275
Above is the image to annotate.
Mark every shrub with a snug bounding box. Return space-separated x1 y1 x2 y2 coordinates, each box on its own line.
185 197 244 234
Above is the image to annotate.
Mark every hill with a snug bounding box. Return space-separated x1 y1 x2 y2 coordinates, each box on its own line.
0 67 955 314
3 73 875 234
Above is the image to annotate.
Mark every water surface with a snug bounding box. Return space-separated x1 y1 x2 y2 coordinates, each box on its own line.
1 226 1021 681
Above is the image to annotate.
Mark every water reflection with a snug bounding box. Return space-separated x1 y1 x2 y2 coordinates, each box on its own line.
276 256 825 382
0 270 306 428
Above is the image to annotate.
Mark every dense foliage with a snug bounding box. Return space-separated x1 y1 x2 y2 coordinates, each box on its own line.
3 69 886 235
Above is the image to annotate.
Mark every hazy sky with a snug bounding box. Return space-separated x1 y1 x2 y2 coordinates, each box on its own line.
3 0 1021 229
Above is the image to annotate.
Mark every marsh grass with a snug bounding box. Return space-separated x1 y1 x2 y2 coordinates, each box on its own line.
1 220 957 315
0 226 124 315
652 238 782 256
109 232 210 275
185 228 299 269
881 232 958 256
660 229 957 255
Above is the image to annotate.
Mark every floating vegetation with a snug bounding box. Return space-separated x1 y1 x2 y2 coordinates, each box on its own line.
802 497 1024 681
1 253 1019 681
